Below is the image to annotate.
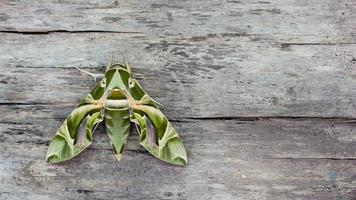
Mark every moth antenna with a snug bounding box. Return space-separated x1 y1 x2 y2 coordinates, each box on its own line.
106 53 113 72
74 67 104 82
121 51 131 74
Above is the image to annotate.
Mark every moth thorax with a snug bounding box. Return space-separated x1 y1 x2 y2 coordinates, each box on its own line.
105 99 129 108
105 89 129 108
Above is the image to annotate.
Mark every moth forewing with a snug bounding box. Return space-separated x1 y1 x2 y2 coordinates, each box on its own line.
131 104 187 166
46 106 103 163
145 117 159 148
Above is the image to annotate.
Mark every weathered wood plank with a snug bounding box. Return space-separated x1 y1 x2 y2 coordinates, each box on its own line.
0 33 355 118
0 0 354 39
1 119 356 200
0 0 355 199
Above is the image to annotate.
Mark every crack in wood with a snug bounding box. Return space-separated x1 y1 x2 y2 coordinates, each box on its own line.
88 148 152 156
0 30 144 35
186 116 356 122
266 157 356 161
281 42 356 47
1 115 355 123
1 104 355 122
0 102 52 106
77 189 94 194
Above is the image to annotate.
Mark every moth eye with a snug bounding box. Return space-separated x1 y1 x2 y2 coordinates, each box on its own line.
128 77 135 88
100 79 106 87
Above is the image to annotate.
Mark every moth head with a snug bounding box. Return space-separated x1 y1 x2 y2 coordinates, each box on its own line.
102 67 132 92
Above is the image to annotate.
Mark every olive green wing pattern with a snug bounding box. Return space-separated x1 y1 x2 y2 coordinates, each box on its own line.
46 63 188 166
46 105 103 163
131 105 187 166
128 77 187 165
46 84 104 163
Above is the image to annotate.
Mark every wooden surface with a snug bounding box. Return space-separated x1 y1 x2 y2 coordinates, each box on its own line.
0 0 356 199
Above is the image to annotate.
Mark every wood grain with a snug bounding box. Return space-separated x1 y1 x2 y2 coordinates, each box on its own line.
0 33 355 118
0 0 355 199
1 118 356 200
0 0 355 38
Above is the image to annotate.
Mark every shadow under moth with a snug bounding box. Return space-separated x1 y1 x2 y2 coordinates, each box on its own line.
46 57 187 166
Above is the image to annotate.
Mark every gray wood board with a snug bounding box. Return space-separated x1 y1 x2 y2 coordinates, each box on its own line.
0 33 355 118
0 0 356 199
0 0 355 38
1 118 356 200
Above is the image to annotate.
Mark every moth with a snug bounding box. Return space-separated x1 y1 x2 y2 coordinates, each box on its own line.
46 57 187 166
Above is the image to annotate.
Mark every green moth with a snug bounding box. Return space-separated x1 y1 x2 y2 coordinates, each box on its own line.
46 57 187 166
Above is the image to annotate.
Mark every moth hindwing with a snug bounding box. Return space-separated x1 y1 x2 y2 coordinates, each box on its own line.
46 61 188 166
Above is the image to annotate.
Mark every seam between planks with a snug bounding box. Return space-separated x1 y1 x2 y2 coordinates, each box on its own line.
1 116 356 123
265 157 356 161
0 30 144 35
184 116 356 122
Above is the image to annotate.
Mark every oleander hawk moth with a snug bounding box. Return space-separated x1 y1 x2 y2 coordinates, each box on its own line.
46 57 187 166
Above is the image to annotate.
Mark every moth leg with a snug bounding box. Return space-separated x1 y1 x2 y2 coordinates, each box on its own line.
138 94 164 108
148 96 163 107
74 67 104 82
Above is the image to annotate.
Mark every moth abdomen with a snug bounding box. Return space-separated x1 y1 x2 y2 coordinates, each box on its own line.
104 89 131 160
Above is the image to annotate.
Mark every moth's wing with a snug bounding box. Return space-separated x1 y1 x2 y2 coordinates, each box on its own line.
129 78 161 108
131 105 187 166
105 107 131 161
46 83 105 163
144 116 159 148
46 105 103 163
